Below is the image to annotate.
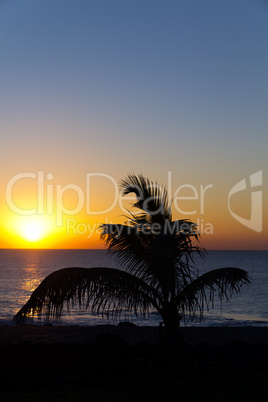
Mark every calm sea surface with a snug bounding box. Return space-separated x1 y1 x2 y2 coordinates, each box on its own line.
0 249 267 327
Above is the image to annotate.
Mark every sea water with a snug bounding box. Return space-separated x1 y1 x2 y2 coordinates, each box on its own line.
0 249 267 327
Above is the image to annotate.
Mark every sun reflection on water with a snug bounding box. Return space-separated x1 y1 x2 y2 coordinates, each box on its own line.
21 252 43 294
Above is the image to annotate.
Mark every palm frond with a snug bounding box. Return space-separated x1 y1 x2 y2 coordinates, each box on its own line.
100 223 151 276
176 267 250 320
120 174 171 221
100 217 204 298
13 267 160 324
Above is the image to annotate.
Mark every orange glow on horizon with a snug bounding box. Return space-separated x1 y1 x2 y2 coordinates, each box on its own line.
0 171 267 250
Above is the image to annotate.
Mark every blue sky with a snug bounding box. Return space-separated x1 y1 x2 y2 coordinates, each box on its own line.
0 0 267 248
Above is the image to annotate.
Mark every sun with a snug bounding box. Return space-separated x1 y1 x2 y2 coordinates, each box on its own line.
23 222 44 242
11 215 54 244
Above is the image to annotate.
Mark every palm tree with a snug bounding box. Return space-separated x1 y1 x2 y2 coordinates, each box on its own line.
14 174 249 343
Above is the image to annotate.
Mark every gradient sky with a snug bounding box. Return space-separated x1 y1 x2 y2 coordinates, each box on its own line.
0 0 267 249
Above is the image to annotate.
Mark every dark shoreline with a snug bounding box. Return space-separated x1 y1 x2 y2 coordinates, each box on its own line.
1 325 268 401
1 324 268 346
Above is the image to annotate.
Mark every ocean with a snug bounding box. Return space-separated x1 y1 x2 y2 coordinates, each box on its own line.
0 249 267 327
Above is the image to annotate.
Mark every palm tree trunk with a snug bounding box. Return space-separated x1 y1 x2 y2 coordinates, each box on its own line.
154 304 184 367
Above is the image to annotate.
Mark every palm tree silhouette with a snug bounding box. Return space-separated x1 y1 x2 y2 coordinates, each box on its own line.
14 174 249 342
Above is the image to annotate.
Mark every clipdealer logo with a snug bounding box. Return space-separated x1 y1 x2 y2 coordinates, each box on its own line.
228 171 262 233
4 170 263 236
4 171 214 236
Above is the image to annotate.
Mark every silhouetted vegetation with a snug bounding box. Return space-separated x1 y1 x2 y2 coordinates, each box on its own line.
14 174 249 360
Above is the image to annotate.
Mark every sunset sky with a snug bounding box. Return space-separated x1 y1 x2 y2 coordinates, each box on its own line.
0 0 267 250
